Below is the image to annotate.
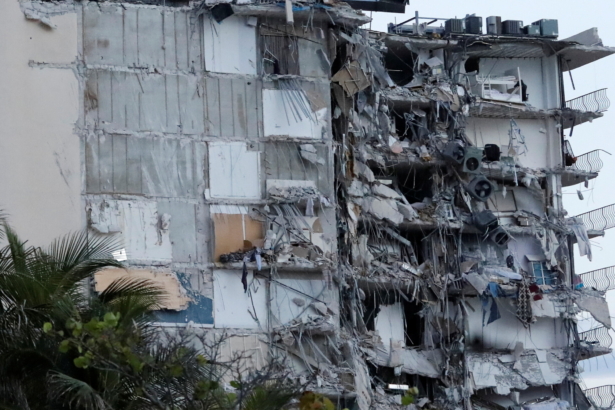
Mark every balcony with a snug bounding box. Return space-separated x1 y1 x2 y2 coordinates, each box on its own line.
580 265 615 292
578 325 612 359
562 141 610 186
566 88 610 113
583 385 615 409
562 88 610 129
574 204 615 237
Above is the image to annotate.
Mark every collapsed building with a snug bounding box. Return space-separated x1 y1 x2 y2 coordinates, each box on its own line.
4 0 615 408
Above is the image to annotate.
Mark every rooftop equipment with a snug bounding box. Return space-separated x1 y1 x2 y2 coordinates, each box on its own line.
445 18 464 34
532 19 559 37
486 16 501 35
502 20 523 35
465 15 482 34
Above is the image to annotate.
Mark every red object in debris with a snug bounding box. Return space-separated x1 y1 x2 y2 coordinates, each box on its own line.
533 294 543 301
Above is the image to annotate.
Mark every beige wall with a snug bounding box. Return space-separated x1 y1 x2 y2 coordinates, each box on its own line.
0 1 82 246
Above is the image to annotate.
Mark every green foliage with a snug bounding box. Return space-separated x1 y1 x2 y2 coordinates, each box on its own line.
0 220 300 410
401 387 419 406
299 391 336 410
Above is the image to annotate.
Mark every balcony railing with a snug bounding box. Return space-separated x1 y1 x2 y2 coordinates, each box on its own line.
574 204 615 231
565 88 610 113
584 385 615 409
569 150 610 173
580 265 615 292
579 325 612 349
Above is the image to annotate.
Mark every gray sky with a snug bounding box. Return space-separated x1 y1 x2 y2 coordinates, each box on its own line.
368 1 615 389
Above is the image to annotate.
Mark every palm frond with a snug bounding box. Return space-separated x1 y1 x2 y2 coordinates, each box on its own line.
97 277 166 327
2 225 30 274
0 211 8 241
47 372 108 410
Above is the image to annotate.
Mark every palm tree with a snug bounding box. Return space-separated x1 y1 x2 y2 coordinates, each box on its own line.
0 222 298 410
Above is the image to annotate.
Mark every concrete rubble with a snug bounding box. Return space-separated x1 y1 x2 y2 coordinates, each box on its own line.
12 0 615 409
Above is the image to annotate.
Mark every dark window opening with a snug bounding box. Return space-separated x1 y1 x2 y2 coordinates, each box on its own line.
397 167 433 204
465 57 480 74
383 45 417 86
404 300 423 347
393 108 430 141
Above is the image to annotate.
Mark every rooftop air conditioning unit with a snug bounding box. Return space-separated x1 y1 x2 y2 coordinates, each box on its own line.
465 15 482 35
502 20 523 35
486 16 501 35
466 176 494 202
523 25 540 36
445 19 464 34
532 19 558 37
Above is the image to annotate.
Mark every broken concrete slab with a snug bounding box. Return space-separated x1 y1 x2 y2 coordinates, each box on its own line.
363 197 404 225
372 183 401 199
575 292 612 327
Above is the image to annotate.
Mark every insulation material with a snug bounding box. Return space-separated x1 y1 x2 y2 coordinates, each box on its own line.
85 134 204 197
208 142 261 199
263 89 327 139
204 76 262 138
298 38 330 78
87 200 172 262
83 5 202 70
204 15 257 75
157 201 204 264
94 267 190 310
374 302 405 348
270 274 336 325
213 270 268 329
85 71 205 134
212 205 264 261
264 142 331 195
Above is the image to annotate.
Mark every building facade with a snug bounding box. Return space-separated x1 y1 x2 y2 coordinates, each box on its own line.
1 1 615 409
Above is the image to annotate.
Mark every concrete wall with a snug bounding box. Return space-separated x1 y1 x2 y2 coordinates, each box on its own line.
0 1 82 246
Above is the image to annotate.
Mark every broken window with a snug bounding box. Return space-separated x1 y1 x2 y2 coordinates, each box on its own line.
531 262 556 286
